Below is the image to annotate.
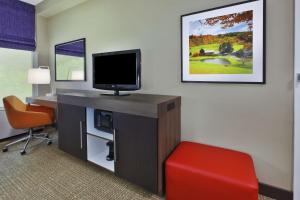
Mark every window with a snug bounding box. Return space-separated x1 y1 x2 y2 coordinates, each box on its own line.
0 48 32 107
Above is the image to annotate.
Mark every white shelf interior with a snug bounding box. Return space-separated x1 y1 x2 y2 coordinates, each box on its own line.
87 134 114 172
86 107 113 141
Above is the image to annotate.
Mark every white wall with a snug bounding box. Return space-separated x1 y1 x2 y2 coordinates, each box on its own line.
36 16 51 95
43 0 294 190
0 112 24 140
295 0 300 198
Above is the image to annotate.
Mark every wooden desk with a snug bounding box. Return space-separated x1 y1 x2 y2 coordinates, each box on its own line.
26 96 57 108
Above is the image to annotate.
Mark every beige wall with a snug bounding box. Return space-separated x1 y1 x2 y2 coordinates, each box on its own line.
44 0 294 190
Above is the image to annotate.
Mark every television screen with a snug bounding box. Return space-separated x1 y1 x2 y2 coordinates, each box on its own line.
94 53 136 85
93 49 141 92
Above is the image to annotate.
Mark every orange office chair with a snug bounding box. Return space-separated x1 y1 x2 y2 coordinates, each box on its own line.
2 96 54 155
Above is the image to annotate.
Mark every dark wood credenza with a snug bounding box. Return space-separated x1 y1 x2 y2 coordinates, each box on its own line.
57 91 181 195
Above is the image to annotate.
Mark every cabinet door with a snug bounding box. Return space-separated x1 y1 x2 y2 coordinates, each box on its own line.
58 103 87 160
114 112 158 193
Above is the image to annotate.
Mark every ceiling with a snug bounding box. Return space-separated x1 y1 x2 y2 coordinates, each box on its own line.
37 0 88 18
19 0 45 5
19 0 88 18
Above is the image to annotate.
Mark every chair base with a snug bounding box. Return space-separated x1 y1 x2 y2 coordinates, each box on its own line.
2 128 52 155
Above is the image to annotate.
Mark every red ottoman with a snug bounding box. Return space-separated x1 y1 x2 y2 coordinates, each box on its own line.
166 141 258 200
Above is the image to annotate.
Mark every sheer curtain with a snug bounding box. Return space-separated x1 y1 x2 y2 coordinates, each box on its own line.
0 0 35 139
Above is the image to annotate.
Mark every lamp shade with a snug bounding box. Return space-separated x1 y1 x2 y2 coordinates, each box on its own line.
28 67 50 84
70 70 84 80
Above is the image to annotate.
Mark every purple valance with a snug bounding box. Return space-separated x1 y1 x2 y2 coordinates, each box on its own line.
0 0 36 51
56 40 85 57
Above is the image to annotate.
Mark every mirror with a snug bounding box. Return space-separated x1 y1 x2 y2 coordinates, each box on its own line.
55 38 86 81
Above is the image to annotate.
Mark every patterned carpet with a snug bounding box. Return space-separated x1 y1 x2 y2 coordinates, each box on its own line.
0 131 274 200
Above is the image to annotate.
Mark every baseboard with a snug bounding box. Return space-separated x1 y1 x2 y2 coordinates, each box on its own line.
0 132 27 143
259 183 293 200
0 128 44 143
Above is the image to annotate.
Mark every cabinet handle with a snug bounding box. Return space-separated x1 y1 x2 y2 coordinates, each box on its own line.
79 121 83 149
113 129 117 161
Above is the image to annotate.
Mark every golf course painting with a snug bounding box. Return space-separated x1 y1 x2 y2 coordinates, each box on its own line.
181 0 265 83
189 10 253 75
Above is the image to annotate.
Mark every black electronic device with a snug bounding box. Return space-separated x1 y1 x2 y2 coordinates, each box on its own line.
94 110 113 134
92 49 141 96
106 141 114 161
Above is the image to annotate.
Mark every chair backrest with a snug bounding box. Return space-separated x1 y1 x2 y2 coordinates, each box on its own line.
3 96 26 128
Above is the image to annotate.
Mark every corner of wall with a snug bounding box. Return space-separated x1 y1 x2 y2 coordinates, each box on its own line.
35 15 51 96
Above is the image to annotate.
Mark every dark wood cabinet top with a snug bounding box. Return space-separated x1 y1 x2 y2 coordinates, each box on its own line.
57 91 180 118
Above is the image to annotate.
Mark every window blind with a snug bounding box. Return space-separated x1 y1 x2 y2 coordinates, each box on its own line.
0 0 36 51
56 42 85 57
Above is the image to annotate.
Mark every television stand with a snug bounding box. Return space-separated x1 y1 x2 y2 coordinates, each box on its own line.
57 90 181 196
101 90 130 96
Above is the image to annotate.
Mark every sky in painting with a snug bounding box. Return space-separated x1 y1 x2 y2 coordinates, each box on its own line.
189 14 251 36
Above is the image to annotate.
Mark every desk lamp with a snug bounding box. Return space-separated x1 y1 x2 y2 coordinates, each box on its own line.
28 66 52 96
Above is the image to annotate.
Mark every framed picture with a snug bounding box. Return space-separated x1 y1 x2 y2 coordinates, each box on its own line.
55 38 86 81
181 0 265 83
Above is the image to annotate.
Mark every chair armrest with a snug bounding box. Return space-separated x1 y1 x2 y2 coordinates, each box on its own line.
26 105 54 120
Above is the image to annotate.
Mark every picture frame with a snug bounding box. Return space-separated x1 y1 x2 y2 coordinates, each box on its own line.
181 0 265 84
55 38 87 82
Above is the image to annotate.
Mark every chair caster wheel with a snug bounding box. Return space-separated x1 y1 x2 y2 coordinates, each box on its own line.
47 141 52 145
2 147 8 152
20 150 26 155
46 134 49 138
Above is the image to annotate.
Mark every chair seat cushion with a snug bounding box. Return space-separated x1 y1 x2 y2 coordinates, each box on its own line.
166 141 258 200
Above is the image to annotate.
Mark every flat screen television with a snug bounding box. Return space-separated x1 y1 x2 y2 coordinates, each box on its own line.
93 49 141 96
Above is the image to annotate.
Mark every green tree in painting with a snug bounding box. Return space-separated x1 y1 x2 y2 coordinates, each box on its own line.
199 48 205 56
219 42 233 55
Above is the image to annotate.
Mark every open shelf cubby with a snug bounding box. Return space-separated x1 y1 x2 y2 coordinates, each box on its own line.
86 107 113 141
87 134 114 172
